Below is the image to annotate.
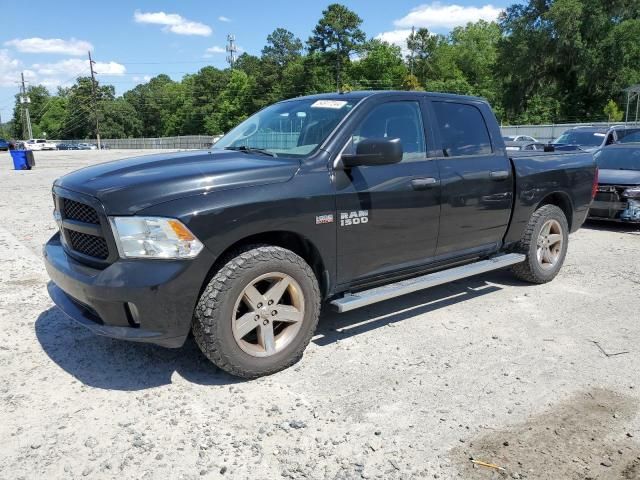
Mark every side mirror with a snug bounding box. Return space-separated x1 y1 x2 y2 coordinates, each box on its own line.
341 138 403 168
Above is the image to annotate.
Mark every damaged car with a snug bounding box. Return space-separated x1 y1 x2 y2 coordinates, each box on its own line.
589 144 640 222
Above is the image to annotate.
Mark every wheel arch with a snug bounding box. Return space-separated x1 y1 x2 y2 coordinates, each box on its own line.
200 231 330 300
536 191 574 230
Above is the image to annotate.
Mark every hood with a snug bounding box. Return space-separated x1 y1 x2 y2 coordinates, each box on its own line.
55 149 299 214
598 168 640 186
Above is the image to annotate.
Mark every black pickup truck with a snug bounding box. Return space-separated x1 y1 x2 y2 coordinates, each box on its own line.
44 91 597 377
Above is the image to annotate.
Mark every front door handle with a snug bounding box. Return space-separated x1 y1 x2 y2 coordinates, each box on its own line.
411 177 439 190
490 170 510 181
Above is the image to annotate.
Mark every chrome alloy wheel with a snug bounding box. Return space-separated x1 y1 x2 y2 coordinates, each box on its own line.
536 219 563 270
232 272 305 357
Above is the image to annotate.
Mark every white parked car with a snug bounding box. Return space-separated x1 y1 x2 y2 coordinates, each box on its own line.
502 134 539 143
25 139 57 150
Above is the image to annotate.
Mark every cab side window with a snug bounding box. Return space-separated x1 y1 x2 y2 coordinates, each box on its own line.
345 101 427 162
432 101 492 157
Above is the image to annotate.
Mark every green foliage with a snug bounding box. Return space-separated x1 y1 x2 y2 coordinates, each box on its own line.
349 40 407 90
307 3 366 90
401 74 423 91
603 99 624 122
38 97 67 137
204 70 254 134
7 1 640 139
101 98 143 138
262 28 303 68
498 0 640 122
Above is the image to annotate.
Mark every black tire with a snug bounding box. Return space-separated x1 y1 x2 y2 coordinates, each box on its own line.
193 245 321 378
511 204 569 284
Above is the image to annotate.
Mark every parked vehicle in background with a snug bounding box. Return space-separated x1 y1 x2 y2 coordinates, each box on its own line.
0 138 9 151
208 135 225 148
615 127 640 143
25 139 57 150
56 143 80 150
618 129 640 144
503 135 538 143
76 143 97 150
44 91 597 378
589 144 640 222
553 127 610 151
505 140 547 151
553 125 640 152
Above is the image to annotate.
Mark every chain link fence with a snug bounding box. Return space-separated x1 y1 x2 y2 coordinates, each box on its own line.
52 121 640 150
501 121 640 143
51 135 222 150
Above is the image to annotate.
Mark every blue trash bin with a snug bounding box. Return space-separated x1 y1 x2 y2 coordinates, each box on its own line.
9 150 33 170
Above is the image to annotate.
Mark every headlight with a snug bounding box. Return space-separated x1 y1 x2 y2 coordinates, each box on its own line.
622 187 640 199
109 217 204 259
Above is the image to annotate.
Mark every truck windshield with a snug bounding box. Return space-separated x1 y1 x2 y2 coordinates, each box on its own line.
554 131 605 147
213 98 357 158
595 148 640 171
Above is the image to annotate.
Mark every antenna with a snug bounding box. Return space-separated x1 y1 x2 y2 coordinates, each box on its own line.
226 34 237 68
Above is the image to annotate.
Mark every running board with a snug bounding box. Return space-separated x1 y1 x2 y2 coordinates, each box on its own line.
330 253 525 313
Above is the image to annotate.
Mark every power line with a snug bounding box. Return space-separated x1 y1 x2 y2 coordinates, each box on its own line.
118 60 224 65
50 109 94 138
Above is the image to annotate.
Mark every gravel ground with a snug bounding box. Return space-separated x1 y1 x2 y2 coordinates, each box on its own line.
1 150 640 480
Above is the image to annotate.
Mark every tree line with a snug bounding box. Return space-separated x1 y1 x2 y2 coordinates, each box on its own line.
7 0 640 140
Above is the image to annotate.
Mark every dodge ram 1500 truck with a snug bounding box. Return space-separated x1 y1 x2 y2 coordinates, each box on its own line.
44 91 597 378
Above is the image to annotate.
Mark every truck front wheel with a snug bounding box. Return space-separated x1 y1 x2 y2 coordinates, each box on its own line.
193 245 321 378
511 204 569 284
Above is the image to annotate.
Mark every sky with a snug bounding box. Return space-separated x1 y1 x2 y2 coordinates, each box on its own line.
0 0 512 125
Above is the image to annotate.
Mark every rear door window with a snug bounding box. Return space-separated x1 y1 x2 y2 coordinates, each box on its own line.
432 101 492 157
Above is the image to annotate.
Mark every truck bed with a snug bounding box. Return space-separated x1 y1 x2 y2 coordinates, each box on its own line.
504 150 596 246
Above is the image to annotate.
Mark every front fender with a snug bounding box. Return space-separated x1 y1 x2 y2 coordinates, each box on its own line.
138 170 337 294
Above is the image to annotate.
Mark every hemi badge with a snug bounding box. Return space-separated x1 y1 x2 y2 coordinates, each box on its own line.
315 214 334 225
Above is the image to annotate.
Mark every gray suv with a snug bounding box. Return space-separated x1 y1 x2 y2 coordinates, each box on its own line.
553 125 640 151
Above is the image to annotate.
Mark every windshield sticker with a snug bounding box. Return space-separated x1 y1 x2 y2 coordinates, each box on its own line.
311 100 348 109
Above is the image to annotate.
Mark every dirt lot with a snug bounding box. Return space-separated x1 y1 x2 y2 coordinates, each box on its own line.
1 150 640 480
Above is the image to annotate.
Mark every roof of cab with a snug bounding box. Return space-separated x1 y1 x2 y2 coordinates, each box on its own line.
282 90 487 103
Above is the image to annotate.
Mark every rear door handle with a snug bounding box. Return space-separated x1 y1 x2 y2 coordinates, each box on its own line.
411 177 439 190
490 170 510 181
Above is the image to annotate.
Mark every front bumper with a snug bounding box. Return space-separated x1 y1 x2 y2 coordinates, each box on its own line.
44 232 213 348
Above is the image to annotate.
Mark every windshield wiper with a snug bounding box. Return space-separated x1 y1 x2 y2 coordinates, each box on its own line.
224 146 277 157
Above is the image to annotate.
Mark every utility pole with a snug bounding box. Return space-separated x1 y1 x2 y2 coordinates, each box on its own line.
226 34 237 68
88 51 101 149
20 72 33 139
409 26 415 77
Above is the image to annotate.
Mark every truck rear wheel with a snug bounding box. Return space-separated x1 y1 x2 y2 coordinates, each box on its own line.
193 246 321 378
511 204 569 284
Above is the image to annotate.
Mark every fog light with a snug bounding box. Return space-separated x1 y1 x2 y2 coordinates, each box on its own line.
125 302 140 327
